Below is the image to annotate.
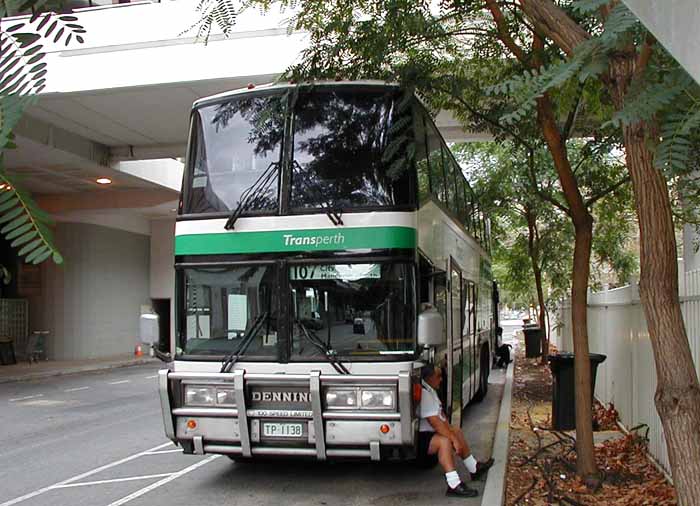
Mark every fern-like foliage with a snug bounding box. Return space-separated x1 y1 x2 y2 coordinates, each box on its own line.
0 1 83 265
572 0 610 14
0 169 62 264
182 0 240 41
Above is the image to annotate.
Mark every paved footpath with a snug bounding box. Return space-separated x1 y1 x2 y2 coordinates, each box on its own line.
0 363 506 506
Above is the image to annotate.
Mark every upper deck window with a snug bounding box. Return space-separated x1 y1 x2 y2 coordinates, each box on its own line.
290 88 413 211
186 93 285 214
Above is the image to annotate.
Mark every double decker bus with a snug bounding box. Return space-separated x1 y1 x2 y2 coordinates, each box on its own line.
158 81 499 461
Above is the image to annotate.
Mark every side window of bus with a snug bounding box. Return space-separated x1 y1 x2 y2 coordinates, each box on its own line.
443 146 458 214
414 112 431 203
425 118 446 204
456 168 469 226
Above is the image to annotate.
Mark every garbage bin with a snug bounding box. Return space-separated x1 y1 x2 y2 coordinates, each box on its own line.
524 327 542 358
0 339 16 365
548 353 607 431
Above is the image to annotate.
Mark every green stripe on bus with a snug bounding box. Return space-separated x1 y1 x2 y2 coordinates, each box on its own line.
175 226 417 255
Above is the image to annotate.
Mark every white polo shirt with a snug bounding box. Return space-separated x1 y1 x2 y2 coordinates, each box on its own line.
420 381 447 432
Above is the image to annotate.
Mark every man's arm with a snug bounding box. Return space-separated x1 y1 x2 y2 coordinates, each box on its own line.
427 416 467 454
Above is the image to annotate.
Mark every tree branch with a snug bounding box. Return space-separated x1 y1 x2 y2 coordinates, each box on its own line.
585 176 631 207
526 147 572 216
433 83 535 150
485 0 527 63
517 0 590 56
634 32 656 81
562 82 584 142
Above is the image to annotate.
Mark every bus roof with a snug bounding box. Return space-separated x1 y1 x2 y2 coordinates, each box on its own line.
193 80 402 109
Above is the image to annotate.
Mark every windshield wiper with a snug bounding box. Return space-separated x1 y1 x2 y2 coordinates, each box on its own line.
296 320 350 375
291 160 344 227
224 162 280 230
220 312 268 373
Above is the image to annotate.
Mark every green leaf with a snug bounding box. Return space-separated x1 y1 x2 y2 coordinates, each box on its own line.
31 248 53 264
5 221 32 240
10 229 37 247
18 237 43 257
0 213 29 233
25 245 49 263
0 205 24 224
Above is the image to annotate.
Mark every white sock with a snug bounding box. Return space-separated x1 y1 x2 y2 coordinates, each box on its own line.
463 455 477 473
445 470 461 489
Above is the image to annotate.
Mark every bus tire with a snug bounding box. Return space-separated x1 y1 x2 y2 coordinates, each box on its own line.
472 345 490 403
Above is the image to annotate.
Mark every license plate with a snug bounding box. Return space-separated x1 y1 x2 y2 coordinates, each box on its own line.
262 422 304 438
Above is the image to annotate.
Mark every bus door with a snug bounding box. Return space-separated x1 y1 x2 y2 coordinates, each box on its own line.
462 279 475 405
448 257 463 427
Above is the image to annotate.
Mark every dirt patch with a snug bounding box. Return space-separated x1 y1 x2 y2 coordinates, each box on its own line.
504 341 677 506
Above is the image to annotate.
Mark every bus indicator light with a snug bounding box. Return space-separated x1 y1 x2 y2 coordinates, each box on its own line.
187 419 197 429
380 424 390 434
413 384 422 403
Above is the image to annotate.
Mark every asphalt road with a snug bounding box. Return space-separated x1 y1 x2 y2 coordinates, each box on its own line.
0 362 505 506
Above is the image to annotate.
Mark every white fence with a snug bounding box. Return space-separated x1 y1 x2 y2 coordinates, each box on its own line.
555 268 700 475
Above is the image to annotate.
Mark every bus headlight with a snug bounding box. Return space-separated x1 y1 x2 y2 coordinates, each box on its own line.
325 389 358 408
360 389 396 410
215 387 236 406
185 386 216 406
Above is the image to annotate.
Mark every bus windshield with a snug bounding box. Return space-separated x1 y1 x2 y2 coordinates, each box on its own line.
180 265 278 358
290 88 413 210
183 85 414 215
290 262 416 357
187 93 286 214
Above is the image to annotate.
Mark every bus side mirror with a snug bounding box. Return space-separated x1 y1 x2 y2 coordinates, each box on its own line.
418 309 444 347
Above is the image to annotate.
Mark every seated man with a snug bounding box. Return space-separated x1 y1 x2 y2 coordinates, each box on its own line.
418 364 494 498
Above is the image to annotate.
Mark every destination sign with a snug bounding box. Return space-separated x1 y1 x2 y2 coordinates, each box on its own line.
289 264 381 281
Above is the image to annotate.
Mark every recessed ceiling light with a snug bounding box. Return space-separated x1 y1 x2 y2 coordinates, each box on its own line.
96 177 112 185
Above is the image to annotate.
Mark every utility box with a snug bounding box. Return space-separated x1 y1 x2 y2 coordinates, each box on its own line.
139 313 159 345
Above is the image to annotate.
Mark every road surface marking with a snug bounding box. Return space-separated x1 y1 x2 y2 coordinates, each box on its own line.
145 375 158 379
144 449 183 455
53 473 173 489
108 380 130 385
64 387 89 393
0 442 173 506
9 394 43 402
106 455 220 506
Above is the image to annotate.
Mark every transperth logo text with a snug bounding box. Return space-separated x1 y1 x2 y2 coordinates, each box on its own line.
283 232 345 248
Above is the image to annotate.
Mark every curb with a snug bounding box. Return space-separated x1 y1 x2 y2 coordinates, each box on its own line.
481 355 515 506
0 357 158 384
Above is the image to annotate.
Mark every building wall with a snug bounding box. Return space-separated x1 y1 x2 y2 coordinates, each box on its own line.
39 222 150 360
150 218 176 351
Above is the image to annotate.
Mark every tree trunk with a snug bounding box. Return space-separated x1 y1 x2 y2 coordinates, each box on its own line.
609 56 700 506
526 207 548 362
536 95 599 482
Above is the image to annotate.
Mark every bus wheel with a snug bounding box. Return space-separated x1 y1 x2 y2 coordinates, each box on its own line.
473 345 490 403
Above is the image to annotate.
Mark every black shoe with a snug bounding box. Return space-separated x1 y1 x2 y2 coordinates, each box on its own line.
470 458 495 481
445 483 479 498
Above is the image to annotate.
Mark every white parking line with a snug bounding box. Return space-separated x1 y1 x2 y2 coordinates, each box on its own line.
0 442 173 506
9 394 43 402
108 380 131 385
144 449 183 455
64 387 90 393
106 455 220 506
145 375 157 379
53 473 174 489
